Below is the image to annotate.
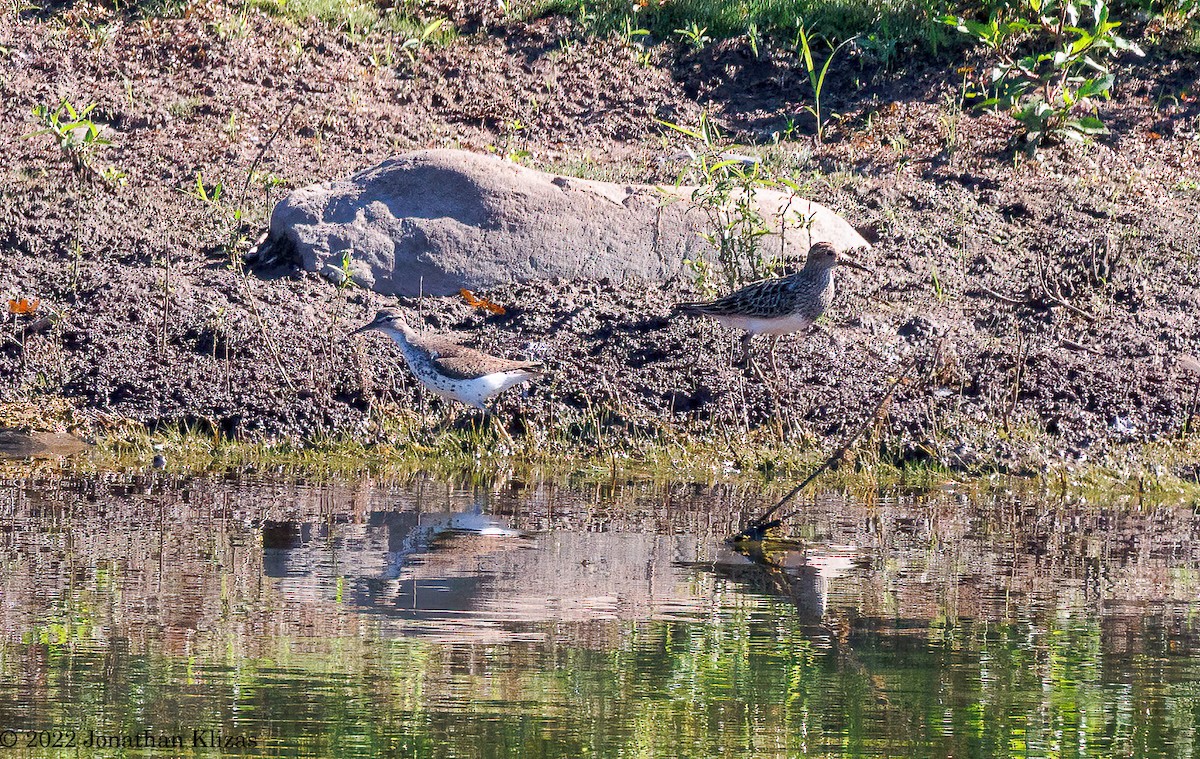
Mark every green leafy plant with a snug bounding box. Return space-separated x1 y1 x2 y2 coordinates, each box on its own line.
522 0 949 54
660 113 782 291
682 256 720 299
489 118 532 163
621 15 649 43
857 30 900 68
795 26 856 143
1122 0 1198 29
22 99 115 180
210 9 250 40
675 21 711 49
338 250 355 288
368 41 396 68
183 171 224 206
747 22 763 56
99 166 128 186
80 17 118 48
398 17 447 63
941 0 1144 149
223 112 241 141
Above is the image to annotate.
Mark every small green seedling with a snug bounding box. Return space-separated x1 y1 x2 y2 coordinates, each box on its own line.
796 27 857 143
22 99 112 177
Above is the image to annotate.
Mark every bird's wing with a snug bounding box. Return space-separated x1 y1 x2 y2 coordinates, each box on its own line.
412 334 469 355
432 354 543 380
415 337 542 380
678 277 793 318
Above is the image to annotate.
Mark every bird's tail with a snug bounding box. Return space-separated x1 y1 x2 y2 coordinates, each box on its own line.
673 302 708 316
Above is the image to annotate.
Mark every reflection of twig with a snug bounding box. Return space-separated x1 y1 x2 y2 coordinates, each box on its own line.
731 355 919 542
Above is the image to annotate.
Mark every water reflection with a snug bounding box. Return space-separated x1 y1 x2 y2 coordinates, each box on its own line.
0 473 1197 757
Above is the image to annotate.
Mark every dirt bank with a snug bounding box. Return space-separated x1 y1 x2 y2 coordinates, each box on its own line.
1 2 1199 473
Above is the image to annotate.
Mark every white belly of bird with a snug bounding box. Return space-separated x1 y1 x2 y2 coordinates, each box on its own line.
713 312 815 336
420 369 533 409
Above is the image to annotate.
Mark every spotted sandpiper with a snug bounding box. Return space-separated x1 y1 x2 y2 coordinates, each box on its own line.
352 309 543 410
673 241 869 376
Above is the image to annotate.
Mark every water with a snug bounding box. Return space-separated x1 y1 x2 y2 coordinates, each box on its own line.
0 472 1198 757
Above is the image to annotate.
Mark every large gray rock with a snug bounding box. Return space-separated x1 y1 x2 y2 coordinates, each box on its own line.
261 149 869 296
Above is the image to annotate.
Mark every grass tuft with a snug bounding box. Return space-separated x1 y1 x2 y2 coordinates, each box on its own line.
245 0 456 40
521 0 958 51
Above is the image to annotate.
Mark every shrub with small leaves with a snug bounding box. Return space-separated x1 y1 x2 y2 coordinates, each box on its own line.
661 114 782 292
942 0 1144 150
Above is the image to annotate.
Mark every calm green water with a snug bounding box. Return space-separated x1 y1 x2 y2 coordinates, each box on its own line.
0 473 1198 758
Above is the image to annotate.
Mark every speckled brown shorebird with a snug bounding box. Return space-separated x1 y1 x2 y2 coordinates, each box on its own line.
673 241 869 376
352 309 543 410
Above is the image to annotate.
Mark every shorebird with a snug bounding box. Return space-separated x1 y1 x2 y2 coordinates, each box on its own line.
352 309 543 410
673 241 869 376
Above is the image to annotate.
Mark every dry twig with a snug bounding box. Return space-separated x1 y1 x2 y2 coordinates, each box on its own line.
730 355 919 542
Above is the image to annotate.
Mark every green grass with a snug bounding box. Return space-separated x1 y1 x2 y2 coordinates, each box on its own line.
246 0 378 30
1184 18 1200 50
520 0 959 52
245 0 456 38
1 407 1191 510
75 415 837 487
125 0 196 18
515 0 1198 61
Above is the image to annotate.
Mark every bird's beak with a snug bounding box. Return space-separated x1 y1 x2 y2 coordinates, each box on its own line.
351 321 379 336
839 256 871 272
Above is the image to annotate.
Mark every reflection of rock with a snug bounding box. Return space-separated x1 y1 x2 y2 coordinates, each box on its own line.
259 149 871 296
775 546 860 618
263 511 506 582
263 510 707 641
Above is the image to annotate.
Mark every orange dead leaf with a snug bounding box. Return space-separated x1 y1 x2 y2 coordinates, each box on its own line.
460 288 506 315
1147 131 1162 140
7 298 40 316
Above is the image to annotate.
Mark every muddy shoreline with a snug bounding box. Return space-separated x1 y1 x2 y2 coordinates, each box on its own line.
1 3 1199 477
